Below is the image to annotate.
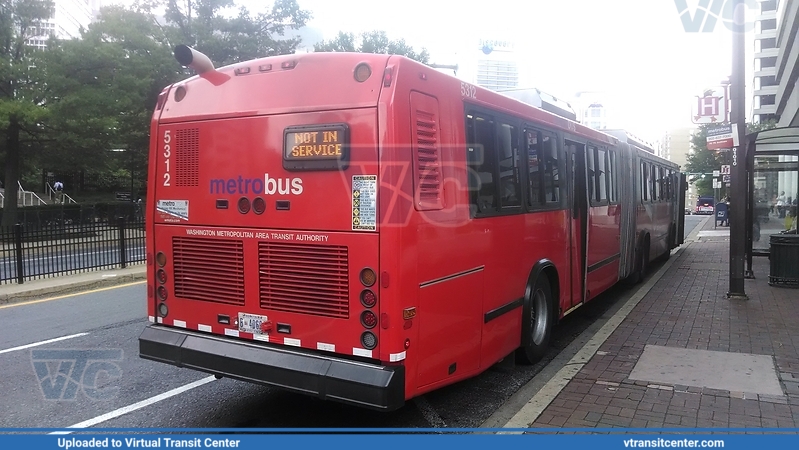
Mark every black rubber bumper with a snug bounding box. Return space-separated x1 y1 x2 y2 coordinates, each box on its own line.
139 325 405 411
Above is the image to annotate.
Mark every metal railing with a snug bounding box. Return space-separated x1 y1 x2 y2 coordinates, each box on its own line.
46 183 77 205
17 181 46 206
0 216 145 284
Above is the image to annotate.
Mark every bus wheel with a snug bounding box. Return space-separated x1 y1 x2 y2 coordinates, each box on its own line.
516 275 554 365
640 239 651 279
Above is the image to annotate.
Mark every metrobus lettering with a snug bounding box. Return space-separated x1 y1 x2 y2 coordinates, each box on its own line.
209 174 303 195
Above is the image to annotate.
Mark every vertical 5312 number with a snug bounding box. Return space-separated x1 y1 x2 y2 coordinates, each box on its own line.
163 130 171 186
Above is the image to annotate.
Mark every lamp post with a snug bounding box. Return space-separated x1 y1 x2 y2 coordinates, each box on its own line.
728 0 747 300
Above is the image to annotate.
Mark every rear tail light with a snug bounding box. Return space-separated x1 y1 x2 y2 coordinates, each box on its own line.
238 197 251 214
156 252 167 267
157 269 167 284
252 197 266 215
359 268 376 287
360 310 378 329
157 286 168 301
360 289 377 308
361 331 377 350
383 67 393 87
158 303 169 317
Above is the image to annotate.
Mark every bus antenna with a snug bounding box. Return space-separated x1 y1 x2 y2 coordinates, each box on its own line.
174 45 215 74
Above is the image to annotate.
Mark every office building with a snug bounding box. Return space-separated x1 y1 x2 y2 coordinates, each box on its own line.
753 0 780 123
26 0 94 50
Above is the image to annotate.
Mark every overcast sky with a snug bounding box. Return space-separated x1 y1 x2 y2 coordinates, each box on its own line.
108 0 759 143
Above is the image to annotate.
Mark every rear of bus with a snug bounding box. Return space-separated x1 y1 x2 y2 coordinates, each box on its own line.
138 49 404 410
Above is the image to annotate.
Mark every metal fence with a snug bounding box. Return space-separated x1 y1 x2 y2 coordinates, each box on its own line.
0 216 145 284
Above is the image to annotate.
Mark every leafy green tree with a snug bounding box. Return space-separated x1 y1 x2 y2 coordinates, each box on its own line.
0 0 54 226
315 30 430 64
135 0 311 67
684 120 779 197
39 6 179 200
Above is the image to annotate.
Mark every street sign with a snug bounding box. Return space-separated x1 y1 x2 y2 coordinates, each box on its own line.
721 164 731 175
713 180 721 189
713 170 721 177
707 125 734 150
692 86 729 124
723 174 731 182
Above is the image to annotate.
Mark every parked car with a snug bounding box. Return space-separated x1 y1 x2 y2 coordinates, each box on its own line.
685 207 692 215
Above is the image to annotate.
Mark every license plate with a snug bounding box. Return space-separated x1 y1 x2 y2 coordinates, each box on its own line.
238 313 268 335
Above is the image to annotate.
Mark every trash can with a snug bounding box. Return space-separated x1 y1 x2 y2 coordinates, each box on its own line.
769 233 799 288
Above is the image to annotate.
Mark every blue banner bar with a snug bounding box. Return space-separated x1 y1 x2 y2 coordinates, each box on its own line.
0 433 798 449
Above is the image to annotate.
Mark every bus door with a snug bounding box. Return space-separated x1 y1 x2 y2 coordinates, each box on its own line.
566 140 588 308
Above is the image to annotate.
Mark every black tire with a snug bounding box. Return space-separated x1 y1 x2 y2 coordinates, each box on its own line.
516 275 554 365
640 239 650 279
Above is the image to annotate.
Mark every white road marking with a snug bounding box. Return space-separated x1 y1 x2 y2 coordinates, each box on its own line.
51 376 217 434
0 333 89 355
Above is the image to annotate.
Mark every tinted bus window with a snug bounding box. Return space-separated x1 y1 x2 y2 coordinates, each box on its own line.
608 150 617 203
641 162 648 202
597 148 607 202
587 145 596 202
542 135 560 204
526 130 543 207
498 122 521 208
467 114 497 214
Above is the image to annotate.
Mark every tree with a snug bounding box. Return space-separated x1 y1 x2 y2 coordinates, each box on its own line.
315 30 430 64
39 6 179 200
684 120 779 197
0 0 54 226
135 0 311 67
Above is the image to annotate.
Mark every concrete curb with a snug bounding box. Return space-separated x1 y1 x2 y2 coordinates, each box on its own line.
0 267 146 306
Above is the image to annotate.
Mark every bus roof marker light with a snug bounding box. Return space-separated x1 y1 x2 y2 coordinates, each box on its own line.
419 72 427 80
234 67 251 75
281 60 297 70
354 63 372 82
259 64 272 72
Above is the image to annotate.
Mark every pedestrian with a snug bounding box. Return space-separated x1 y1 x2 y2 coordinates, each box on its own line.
53 180 64 204
777 191 787 218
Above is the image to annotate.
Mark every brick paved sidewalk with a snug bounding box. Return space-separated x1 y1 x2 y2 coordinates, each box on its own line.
529 218 799 429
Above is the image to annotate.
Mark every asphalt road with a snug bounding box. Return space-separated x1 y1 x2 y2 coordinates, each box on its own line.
0 217 704 430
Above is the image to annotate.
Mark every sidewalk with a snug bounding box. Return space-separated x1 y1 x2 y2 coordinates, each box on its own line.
0 265 145 305
508 217 799 429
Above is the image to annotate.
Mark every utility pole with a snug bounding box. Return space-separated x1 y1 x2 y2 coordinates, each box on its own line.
728 0 747 300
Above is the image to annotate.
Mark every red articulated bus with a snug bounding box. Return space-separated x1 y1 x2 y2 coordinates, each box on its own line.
139 46 685 411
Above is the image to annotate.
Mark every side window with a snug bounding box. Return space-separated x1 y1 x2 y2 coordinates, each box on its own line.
650 164 658 202
597 148 607 203
587 145 596 203
466 114 497 215
497 122 521 208
641 161 648 202
526 130 543 207
608 150 617 203
542 135 560 205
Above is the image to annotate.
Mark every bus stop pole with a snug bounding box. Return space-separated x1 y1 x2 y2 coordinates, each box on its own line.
728 0 747 300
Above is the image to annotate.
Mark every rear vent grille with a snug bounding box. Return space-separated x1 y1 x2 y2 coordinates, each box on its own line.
175 128 199 187
258 243 349 318
410 92 443 210
173 237 244 305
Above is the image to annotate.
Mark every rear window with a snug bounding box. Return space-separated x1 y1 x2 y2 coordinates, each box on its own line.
697 197 714 205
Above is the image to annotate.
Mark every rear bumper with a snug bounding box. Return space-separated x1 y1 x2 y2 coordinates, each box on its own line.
139 325 405 411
